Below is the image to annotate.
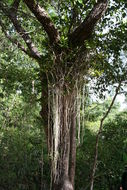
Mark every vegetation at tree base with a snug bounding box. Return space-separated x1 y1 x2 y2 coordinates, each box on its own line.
76 103 127 190
0 0 127 189
0 92 127 190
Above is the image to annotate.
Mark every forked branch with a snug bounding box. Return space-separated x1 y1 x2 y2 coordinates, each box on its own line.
69 0 108 46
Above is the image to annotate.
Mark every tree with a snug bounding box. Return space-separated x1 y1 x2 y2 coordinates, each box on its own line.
0 0 126 189
90 82 121 190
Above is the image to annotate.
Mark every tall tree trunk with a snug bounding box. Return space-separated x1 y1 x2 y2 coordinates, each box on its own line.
47 83 77 190
90 82 121 190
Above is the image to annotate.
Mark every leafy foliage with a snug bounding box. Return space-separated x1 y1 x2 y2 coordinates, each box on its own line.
76 107 127 190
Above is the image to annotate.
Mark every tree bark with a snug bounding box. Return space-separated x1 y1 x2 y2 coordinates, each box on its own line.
23 0 60 44
47 85 77 190
69 111 76 188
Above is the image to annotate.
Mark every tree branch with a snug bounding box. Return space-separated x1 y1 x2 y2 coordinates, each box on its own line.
9 14 41 60
69 0 108 46
11 0 20 13
0 2 42 60
0 19 33 57
23 0 60 45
